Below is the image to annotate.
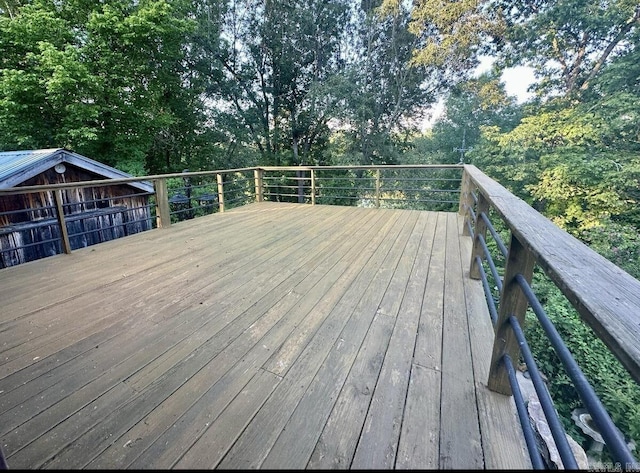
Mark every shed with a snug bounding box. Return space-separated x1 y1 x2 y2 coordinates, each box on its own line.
0 148 154 268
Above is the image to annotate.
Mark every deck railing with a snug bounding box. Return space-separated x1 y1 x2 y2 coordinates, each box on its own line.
460 165 640 468
0 165 463 267
1 164 639 468
258 165 462 210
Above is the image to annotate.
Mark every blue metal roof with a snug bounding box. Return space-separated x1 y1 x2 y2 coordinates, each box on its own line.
0 149 62 184
0 148 153 192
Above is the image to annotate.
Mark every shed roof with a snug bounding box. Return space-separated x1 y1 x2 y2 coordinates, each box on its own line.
0 148 153 192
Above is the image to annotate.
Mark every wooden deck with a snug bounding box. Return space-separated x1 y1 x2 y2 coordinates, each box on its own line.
0 202 530 469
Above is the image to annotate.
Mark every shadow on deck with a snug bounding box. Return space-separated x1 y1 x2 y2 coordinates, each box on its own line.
0 202 530 469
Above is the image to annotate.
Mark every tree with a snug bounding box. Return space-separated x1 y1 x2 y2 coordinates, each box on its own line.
493 0 640 97
0 0 219 174
419 72 521 164
0 1 94 150
211 0 349 166
0 0 25 18
333 0 438 165
382 0 503 76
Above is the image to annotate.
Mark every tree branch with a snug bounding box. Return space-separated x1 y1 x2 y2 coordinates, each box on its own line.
580 6 640 91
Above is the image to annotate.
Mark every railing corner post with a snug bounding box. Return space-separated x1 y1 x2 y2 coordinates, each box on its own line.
154 178 171 229
375 169 381 208
310 169 316 205
487 234 536 395
458 167 473 225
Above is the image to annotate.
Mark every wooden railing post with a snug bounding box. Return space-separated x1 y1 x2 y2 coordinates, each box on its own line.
217 173 225 213
53 189 72 254
254 168 263 203
310 169 316 205
459 168 474 235
375 169 381 208
469 193 490 279
487 234 536 395
296 169 304 203
154 178 171 228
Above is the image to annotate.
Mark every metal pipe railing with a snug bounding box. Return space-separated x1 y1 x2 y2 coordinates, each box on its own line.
503 353 546 469
508 314 579 469
475 255 499 325
516 274 636 465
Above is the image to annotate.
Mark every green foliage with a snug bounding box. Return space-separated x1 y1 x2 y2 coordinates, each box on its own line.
0 1 93 149
492 0 640 97
473 96 639 234
385 0 502 78
417 73 521 165
581 221 640 280
529 163 627 232
0 0 224 174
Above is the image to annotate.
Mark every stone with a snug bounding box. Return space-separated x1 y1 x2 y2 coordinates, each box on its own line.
528 399 589 469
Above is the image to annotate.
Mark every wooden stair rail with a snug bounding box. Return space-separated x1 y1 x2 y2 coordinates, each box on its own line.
462 165 640 385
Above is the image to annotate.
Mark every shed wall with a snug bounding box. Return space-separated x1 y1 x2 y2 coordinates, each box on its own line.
0 165 153 268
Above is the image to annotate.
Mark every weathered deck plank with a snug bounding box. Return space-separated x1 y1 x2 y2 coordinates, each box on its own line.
395 212 447 469
350 212 434 469
0 204 288 317
95 206 388 469
439 213 484 469
0 202 529 470
217 210 418 469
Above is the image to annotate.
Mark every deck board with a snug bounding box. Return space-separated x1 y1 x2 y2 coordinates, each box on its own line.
395 212 446 469
439 212 484 469
0 202 530 469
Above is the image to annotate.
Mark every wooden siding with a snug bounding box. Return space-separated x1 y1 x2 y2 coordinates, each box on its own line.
0 165 151 268
0 202 530 469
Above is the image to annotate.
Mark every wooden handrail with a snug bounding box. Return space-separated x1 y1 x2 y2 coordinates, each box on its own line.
463 164 640 384
0 167 257 195
0 165 463 196
258 164 464 172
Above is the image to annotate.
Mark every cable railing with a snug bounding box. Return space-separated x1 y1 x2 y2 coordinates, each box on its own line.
460 165 640 469
163 170 253 222
0 167 256 268
259 165 463 211
0 165 462 268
